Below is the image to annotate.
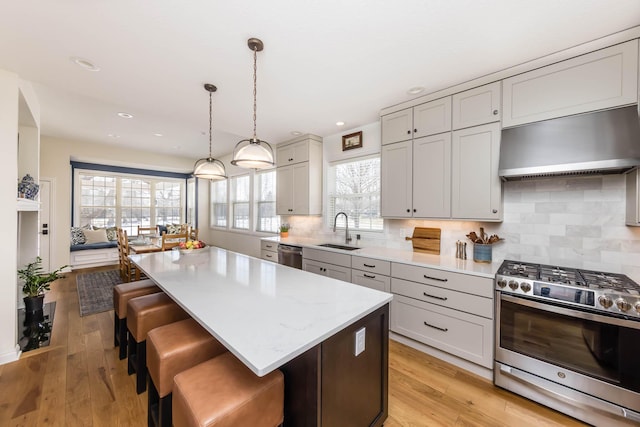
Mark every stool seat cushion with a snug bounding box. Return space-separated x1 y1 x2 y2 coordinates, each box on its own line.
173 352 284 427
147 318 228 397
113 279 160 318
127 293 188 342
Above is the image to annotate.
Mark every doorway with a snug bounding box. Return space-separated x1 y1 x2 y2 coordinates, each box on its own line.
39 178 53 272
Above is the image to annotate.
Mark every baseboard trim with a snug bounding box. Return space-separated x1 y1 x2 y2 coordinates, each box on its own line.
390 332 492 381
0 345 22 366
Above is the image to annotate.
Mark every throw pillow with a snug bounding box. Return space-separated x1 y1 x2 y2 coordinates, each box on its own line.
167 224 180 234
158 225 168 236
70 227 86 245
105 227 117 241
83 228 109 244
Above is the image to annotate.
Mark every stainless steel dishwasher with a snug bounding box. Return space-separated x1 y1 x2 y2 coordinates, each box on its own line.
277 244 303 269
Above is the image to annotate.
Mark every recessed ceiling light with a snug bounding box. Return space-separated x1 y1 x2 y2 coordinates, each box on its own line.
153 133 163 137
336 121 345 126
70 56 100 71
117 112 133 119
107 133 121 138
407 86 425 95
290 131 302 136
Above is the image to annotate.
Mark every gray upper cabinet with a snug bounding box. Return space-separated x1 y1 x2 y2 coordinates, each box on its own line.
381 109 413 145
452 82 501 130
502 39 638 128
381 97 452 145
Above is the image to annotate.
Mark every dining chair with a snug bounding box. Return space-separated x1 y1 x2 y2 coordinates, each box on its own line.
188 227 199 241
137 225 157 237
161 232 188 251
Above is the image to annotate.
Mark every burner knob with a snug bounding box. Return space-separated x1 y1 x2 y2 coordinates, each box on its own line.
520 282 532 293
496 279 507 288
598 295 613 309
508 280 519 291
635 302 640 313
615 298 631 312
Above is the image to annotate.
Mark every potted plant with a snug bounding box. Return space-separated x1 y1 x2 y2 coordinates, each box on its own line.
280 223 290 238
17 257 67 312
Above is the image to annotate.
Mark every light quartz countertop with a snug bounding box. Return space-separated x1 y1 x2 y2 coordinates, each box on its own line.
130 246 392 376
263 235 501 279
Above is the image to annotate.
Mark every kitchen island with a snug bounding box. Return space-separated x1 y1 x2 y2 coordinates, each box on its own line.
130 246 392 427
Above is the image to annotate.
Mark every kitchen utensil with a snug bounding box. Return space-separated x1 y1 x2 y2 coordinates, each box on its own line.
405 227 441 254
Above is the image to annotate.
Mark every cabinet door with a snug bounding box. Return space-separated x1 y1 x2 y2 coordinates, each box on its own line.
303 259 326 276
451 123 502 221
381 109 412 145
452 82 501 130
325 263 351 282
276 140 309 167
381 141 412 217
413 97 451 138
412 134 451 218
292 162 310 215
352 270 391 293
276 165 294 215
503 40 639 127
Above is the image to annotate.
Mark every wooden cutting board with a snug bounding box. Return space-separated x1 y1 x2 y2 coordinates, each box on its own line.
405 227 441 254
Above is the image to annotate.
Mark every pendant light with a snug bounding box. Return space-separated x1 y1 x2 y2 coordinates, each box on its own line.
193 83 227 180
231 38 275 169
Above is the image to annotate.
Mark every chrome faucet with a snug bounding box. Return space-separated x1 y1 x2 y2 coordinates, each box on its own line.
333 212 351 244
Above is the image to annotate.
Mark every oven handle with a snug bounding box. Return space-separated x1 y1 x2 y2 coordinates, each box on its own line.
499 364 640 423
500 293 640 330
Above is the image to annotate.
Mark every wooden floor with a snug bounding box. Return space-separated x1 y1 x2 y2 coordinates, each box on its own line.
0 267 586 426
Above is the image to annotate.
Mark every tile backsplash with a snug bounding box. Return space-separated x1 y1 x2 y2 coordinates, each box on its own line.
285 174 640 281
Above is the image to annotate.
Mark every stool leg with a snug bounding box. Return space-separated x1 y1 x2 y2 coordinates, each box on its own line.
136 340 147 394
148 378 159 427
127 332 136 375
113 316 119 347
159 394 172 427
118 318 128 360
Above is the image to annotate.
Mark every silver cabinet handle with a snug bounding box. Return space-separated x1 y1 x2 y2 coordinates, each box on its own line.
423 275 447 282
265 244 273 248
423 322 448 332
364 273 376 279
423 292 447 301
363 263 375 268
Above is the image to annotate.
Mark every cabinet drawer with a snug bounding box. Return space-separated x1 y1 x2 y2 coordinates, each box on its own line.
351 256 390 276
303 247 351 268
391 262 493 298
391 278 492 318
260 249 278 262
391 295 493 368
261 240 278 251
352 270 390 293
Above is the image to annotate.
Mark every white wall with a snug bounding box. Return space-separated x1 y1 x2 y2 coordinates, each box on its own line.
0 69 21 364
40 136 197 270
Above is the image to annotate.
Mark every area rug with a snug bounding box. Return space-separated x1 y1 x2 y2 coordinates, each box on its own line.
76 269 122 317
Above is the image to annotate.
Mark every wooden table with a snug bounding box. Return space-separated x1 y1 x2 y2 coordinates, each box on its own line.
129 243 162 254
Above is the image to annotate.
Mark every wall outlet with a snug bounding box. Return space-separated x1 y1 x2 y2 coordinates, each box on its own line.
354 327 366 356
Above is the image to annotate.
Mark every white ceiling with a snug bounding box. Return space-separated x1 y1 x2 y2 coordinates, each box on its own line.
1 1 639 162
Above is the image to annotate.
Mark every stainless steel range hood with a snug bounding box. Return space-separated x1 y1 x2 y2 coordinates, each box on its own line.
499 106 640 180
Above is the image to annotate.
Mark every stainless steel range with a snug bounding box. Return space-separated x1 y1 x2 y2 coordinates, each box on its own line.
494 260 640 426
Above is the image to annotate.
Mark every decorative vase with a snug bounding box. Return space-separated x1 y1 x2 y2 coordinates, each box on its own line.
280 231 289 238
23 295 45 313
473 244 492 263
18 174 39 200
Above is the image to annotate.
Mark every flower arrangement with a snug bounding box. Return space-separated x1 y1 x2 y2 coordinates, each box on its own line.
279 223 290 233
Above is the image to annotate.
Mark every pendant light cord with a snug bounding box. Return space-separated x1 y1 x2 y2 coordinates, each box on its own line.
208 90 213 157
252 46 258 140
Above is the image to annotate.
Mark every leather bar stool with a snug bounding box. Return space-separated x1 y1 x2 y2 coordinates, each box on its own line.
146 318 228 427
127 293 190 394
113 279 161 359
172 352 284 427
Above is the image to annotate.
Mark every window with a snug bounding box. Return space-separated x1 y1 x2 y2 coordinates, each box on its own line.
255 170 278 232
327 156 383 231
75 168 186 236
210 179 227 228
230 174 250 230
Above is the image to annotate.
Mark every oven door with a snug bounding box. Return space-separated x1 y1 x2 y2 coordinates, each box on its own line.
496 292 640 412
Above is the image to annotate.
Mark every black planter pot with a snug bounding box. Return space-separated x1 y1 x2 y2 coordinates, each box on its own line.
23 295 45 313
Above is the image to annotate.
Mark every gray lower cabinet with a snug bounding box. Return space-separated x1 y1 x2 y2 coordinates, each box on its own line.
351 256 391 292
389 262 494 368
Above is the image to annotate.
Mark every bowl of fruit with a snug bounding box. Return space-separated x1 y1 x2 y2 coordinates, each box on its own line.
177 240 206 254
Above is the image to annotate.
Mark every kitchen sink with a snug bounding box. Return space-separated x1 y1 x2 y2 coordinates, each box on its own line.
317 243 361 251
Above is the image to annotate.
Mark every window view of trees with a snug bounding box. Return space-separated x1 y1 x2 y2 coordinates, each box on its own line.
328 156 382 231
255 170 278 232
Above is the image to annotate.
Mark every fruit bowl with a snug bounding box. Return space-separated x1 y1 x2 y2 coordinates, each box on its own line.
177 240 206 254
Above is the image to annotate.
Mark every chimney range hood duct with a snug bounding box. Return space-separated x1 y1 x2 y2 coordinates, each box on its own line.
499 106 640 180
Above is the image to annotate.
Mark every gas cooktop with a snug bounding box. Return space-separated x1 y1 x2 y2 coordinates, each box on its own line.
496 260 640 318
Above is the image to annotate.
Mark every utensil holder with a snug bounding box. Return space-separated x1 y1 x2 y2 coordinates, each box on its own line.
473 243 492 263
